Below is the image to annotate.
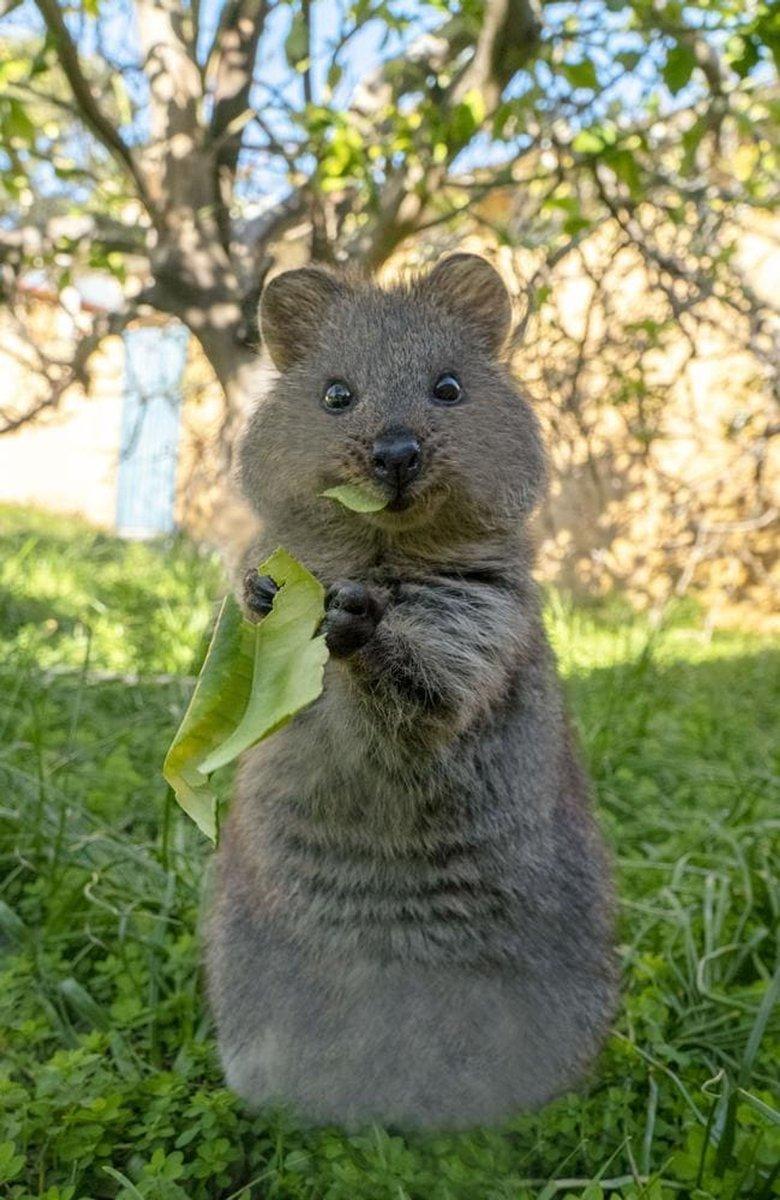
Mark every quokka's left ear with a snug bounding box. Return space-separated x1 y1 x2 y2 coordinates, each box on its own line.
260 266 348 371
419 254 513 354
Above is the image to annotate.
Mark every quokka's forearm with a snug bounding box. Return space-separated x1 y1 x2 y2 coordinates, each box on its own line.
349 585 527 731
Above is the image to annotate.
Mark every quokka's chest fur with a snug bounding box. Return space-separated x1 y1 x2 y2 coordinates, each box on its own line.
218 656 592 958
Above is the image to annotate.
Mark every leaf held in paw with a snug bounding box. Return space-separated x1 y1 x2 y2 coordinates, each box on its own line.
163 548 328 841
201 548 328 773
162 593 254 841
321 482 388 512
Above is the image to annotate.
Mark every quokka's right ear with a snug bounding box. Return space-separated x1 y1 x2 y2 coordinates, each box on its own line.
419 254 512 355
259 266 347 371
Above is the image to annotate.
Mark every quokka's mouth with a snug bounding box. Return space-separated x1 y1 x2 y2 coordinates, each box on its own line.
385 491 414 513
373 483 447 531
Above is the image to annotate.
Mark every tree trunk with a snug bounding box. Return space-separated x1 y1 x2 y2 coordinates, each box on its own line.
195 320 259 442
142 228 261 456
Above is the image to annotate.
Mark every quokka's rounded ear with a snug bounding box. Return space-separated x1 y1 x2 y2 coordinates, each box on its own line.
420 254 512 354
260 266 347 370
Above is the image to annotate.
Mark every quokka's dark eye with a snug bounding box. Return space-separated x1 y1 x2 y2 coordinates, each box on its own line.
431 373 463 405
322 381 355 413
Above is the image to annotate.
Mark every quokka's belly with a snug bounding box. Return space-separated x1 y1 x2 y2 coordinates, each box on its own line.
207 902 615 1130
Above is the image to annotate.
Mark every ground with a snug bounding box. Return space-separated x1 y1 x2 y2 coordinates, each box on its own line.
0 504 777 1200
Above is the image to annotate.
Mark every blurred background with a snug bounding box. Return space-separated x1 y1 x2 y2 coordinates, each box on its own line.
0 4 779 1199
0 0 777 625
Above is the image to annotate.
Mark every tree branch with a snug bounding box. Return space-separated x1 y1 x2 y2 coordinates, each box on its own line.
207 0 268 247
0 217 150 277
32 0 156 215
0 306 134 436
352 0 543 267
300 0 313 106
135 0 204 212
230 189 308 294
208 0 267 145
450 0 541 110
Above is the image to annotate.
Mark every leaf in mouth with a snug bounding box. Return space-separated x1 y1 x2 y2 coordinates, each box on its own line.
321 482 388 512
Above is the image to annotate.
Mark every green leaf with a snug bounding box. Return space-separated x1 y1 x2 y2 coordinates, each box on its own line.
321 482 388 512
102 1167 145 1199
0 898 26 944
447 89 485 148
563 59 598 90
663 44 696 95
0 1142 25 1184
492 101 513 138
199 548 328 773
5 99 36 145
563 213 592 236
571 129 604 155
607 148 642 196
461 88 485 127
285 13 309 68
616 50 641 70
162 593 255 840
0 58 31 86
59 978 111 1031
110 75 133 128
163 549 328 840
737 963 780 1086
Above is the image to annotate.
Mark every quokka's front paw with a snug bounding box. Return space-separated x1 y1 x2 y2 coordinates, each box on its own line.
243 569 279 621
323 581 386 657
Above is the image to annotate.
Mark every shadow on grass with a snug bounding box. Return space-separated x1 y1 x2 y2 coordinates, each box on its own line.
567 644 779 783
0 583 77 641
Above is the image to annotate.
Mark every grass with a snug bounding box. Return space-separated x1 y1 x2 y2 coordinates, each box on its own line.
0 502 777 1200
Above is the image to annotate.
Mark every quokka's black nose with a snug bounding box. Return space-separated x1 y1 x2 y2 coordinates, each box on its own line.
372 428 422 491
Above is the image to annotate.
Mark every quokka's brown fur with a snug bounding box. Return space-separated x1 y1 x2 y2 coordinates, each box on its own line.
204 254 617 1129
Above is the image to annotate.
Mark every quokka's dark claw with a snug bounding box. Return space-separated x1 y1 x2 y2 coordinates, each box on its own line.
244 570 279 619
322 581 386 657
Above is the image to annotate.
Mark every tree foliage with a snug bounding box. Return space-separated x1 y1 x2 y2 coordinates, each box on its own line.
0 0 777 432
